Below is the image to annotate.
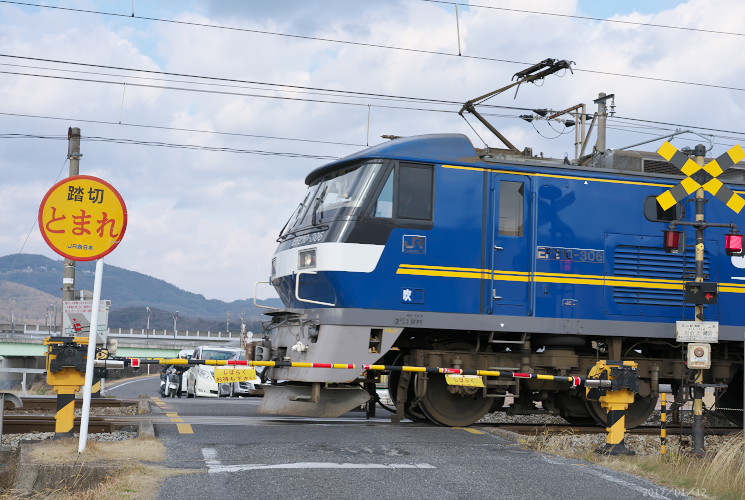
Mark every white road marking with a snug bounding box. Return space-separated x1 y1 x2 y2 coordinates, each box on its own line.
201 449 434 473
207 462 435 473
201 448 221 467
540 455 673 499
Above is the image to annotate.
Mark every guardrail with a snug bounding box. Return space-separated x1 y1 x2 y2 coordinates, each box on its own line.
108 328 241 339
0 323 241 340
1 368 46 396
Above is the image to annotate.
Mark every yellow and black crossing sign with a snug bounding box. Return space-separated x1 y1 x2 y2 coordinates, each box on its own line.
656 141 745 213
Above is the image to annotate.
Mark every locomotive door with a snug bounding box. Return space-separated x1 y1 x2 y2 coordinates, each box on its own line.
489 174 532 315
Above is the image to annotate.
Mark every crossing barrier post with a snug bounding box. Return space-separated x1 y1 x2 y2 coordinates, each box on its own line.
586 360 640 456
45 336 88 437
660 392 667 458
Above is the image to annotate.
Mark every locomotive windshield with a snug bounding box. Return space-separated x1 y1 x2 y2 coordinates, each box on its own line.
279 161 383 238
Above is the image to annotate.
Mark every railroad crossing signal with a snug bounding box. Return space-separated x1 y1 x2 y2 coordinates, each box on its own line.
656 142 745 213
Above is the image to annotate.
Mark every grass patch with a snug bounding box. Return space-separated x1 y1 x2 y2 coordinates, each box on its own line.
21 381 55 396
28 436 166 464
0 453 18 492
0 437 201 500
521 429 745 499
0 464 195 500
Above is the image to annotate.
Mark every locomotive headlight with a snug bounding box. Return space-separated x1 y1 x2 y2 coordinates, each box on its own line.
298 248 316 269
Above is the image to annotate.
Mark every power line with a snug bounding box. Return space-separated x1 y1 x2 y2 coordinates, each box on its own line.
0 63 543 115
0 54 532 111
612 116 745 138
0 111 366 148
421 0 745 38
1 2 739 94
0 133 340 159
5 108 745 159
0 68 459 114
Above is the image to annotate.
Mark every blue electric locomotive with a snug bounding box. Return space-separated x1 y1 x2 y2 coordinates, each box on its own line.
258 133 745 427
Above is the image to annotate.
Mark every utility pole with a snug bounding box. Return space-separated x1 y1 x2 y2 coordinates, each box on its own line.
691 144 707 457
658 141 744 458
62 127 81 303
593 93 614 154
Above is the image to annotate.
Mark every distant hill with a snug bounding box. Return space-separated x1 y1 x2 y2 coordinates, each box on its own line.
0 254 282 330
0 280 61 325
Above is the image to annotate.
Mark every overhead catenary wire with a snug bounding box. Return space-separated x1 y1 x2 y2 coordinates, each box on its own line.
5 113 745 162
420 0 745 38
0 133 341 159
0 54 536 111
0 68 477 115
0 2 743 94
0 112 367 148
7 56 745 141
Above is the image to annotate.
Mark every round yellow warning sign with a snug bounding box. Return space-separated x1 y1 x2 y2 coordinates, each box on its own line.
38 175 127 261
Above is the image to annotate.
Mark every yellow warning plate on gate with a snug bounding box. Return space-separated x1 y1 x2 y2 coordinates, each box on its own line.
445 374 485 387
214 368 256 383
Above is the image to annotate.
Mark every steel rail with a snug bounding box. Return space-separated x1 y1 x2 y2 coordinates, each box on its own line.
3 397 141 411
1 414 138 433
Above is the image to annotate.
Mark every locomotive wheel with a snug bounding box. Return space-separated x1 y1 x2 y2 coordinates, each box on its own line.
585 393 657 429
414 372 493 427
553 391 597 426
387 354 427 422
717 369 743 426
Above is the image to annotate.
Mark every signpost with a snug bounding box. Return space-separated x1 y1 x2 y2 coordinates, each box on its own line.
39 174 127 453
62 299 111 338
675 321 719 344
38 175 127 261
656 142 743 457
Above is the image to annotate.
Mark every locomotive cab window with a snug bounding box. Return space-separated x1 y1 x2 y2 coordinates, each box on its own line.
374 169 394 218
644 196 681 222
372 162 434 221
396 162 434 220
279 161 385 238
499 181 524 236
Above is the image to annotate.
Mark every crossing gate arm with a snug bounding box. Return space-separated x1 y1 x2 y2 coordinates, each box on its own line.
104 357 612 389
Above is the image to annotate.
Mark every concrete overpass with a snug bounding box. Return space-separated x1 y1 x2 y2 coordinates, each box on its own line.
0 323 245 390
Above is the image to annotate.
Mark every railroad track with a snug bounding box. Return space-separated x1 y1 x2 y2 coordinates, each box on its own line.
484 421 741 436
2 396 142 434
3 396 140 411
1 414 143 433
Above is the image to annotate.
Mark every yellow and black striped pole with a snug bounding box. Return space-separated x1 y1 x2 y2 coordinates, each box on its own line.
599 387 635 456
55 387 77 437
91 377 102 398
660 393 667 458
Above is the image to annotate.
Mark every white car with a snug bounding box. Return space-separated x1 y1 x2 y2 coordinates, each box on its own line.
185 346 241 398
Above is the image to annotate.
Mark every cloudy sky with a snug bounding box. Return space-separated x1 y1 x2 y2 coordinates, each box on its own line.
2 0 744 302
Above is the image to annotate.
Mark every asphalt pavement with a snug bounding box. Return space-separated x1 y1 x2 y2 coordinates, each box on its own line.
107 376 690 500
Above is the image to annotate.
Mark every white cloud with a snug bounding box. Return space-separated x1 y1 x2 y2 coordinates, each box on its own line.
2 0 744 302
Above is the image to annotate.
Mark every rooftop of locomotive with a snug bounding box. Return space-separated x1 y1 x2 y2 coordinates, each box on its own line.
305 133 745 186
